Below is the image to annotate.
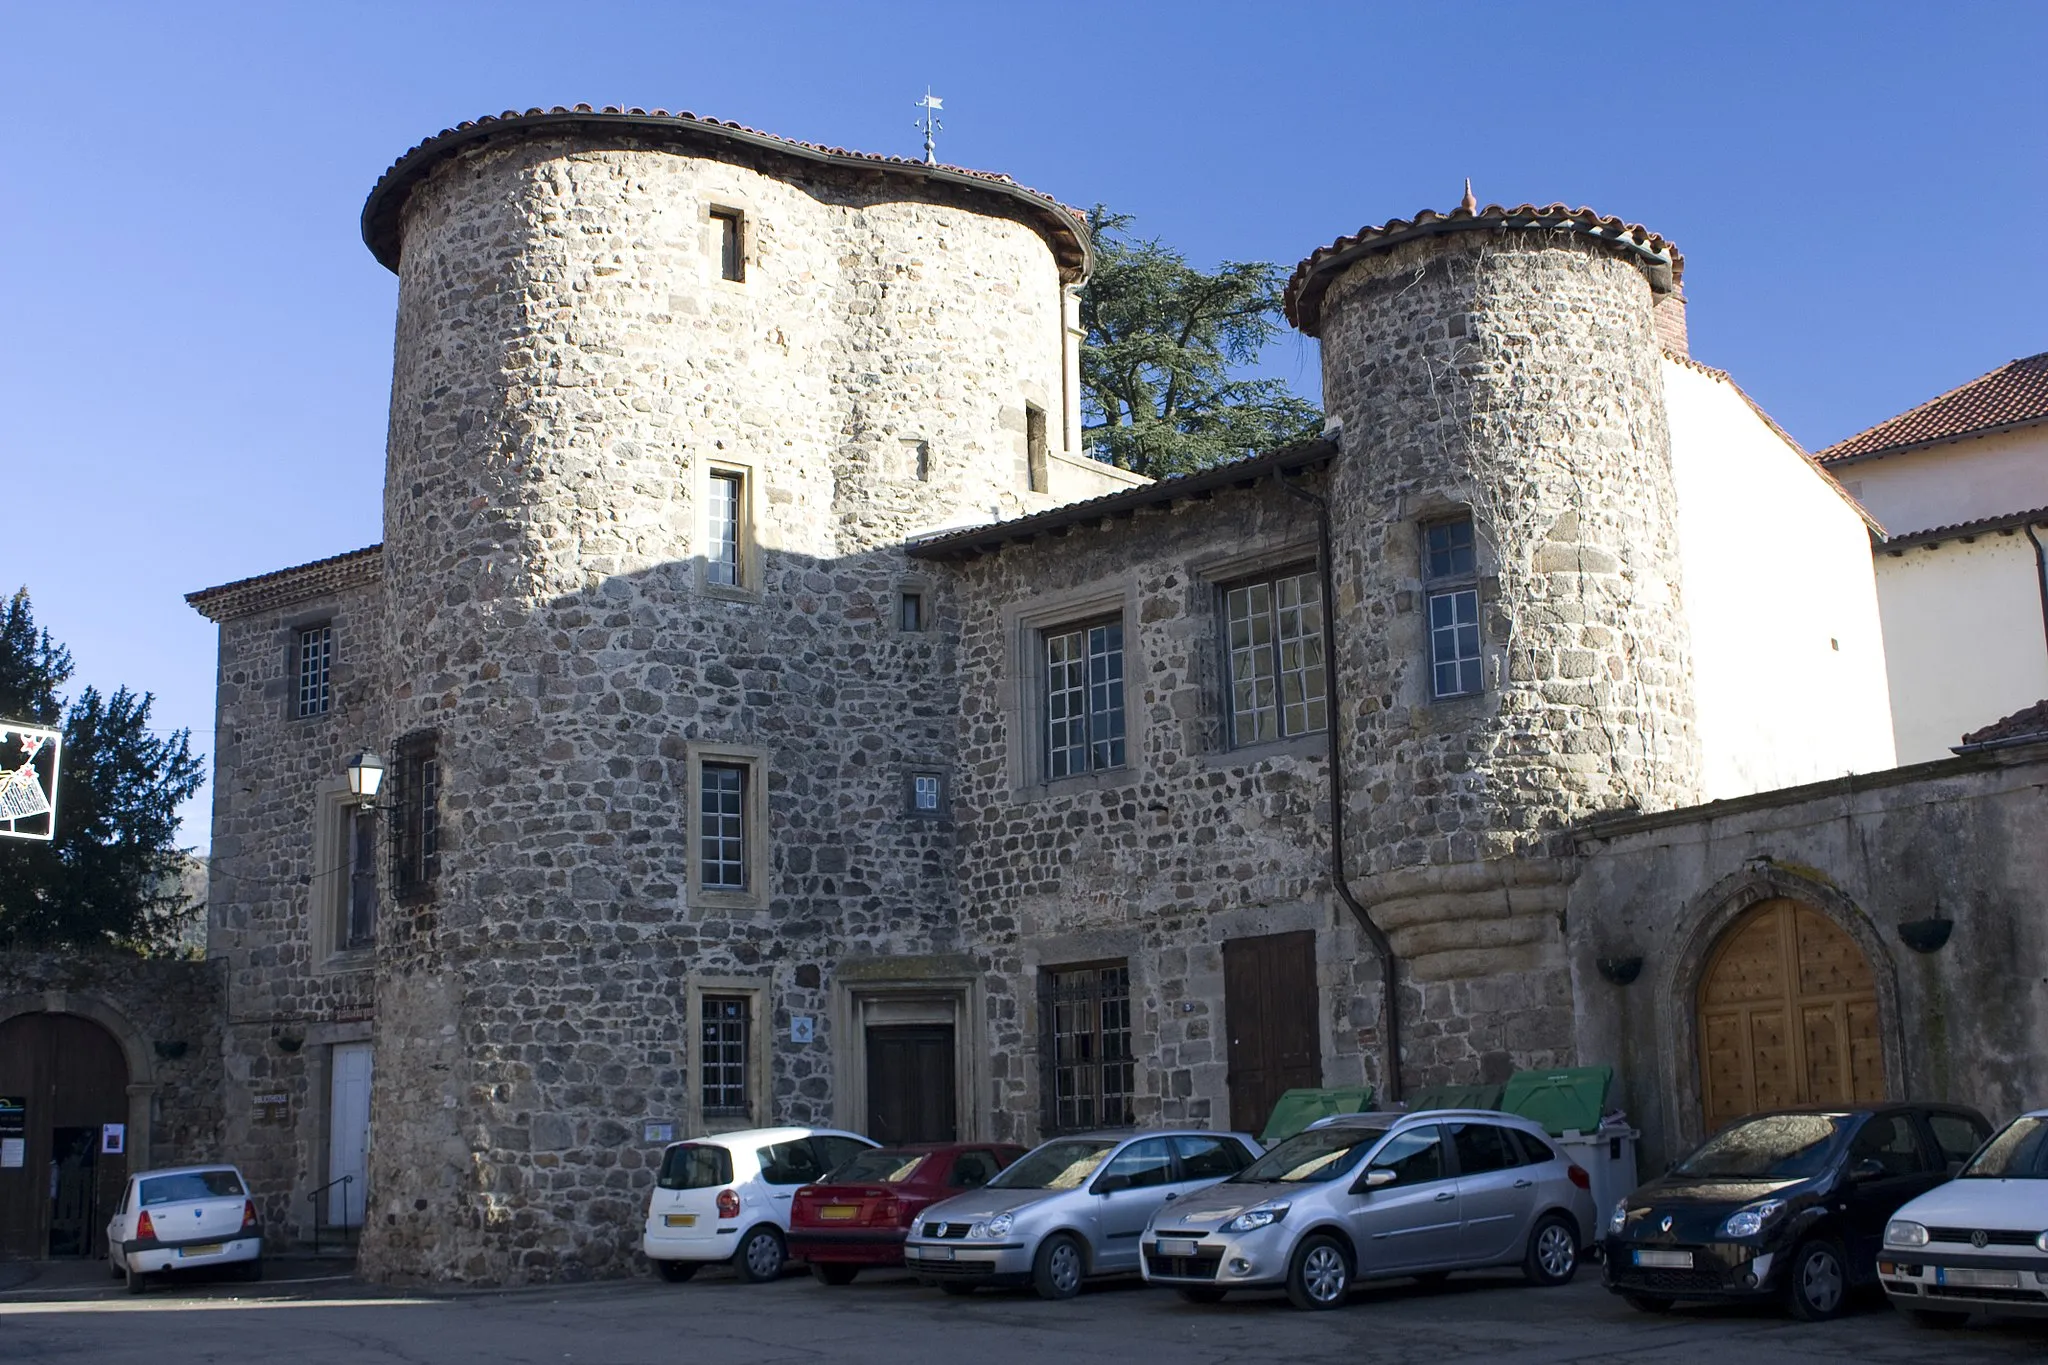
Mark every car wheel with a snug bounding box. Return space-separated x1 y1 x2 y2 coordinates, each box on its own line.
1522 1213 1579 1287
733 1225 786 1283
124 1262 148 1295
1176 1287 1227 1305
1784 1238 1848 1321
1031 1233 1085 1301
810 1262 859 1286
939 1281 978 1296
1622 1293 1673 1314
656 1259 699 1283
1285 1234 1352 1311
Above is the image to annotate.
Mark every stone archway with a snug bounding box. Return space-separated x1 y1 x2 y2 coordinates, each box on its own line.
0 1010 137 1258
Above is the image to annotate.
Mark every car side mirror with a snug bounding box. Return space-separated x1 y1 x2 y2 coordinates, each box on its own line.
1850 1157 1887 1181
1354 1168 1396 1193
1093 1173 1131 1196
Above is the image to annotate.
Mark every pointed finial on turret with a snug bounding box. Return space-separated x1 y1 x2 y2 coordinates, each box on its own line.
1459 178 1477 214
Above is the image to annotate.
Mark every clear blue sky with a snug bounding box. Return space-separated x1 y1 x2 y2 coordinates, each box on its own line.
3 1 2042 847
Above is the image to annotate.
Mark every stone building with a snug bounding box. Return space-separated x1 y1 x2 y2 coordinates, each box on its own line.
150 106 2048 1284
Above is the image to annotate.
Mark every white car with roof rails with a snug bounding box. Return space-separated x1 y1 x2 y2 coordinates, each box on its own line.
106 1164 264 1294
1142 1109 1597 1310
1880 1107 2048 1326
643 1127 876 1282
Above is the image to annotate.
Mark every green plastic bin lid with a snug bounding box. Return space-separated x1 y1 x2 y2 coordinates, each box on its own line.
1259 1086 1377 1143
1499 1066 1613 1136
1405 1082 1505 1113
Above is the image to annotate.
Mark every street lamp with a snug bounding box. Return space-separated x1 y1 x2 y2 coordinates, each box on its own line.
345 749 387 806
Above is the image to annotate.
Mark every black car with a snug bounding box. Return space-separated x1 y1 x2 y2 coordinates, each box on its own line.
1602 1103 1991 1320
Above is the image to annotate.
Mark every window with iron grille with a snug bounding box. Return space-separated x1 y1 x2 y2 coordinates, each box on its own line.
342 806 378 950
1043 619 1125 779
700 995 750 1117
1423 515 1482 699
708 471 744 587
296 625 332 718
1225 568 1326 745
699 762 748 890
1040 962 1134 1132
391 732 439 900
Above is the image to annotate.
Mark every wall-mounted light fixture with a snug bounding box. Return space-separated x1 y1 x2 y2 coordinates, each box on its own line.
345 749 387 806
1596 956 1644 986
1896 915 1954 954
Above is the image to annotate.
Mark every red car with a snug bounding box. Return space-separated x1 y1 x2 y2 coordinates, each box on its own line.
790 1142 1028 1284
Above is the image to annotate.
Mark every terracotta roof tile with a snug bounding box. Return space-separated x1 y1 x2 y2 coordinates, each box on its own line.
1819 351 2048 465
187 545 382 623
361 106 1090 280
1879 504 2048 551
1286 200 1682 336
1957 699 2048 750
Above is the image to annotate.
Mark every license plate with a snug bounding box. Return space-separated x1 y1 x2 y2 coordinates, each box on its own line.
1157 1239 1199 1258
663 1213 697 1228
1938 1266 2019 1289
918 1245 953 1261
819 1205 859 1221
180 1244 225 1258
1633 1249 1693 1269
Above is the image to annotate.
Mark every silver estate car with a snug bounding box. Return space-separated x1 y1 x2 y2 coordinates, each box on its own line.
1141 1110 1596 1309
905 1129 1262 1299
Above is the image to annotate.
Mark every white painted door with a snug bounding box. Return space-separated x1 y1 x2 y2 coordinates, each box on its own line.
328 1043 373 1227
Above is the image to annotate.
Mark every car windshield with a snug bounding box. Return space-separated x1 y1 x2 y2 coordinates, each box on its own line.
1672 1114 1848 1179
1961 1117 2048 1179
986 1139 1118 1191
139 1170 244 1205
825 1149 928 1185
1232 1126 1388 1184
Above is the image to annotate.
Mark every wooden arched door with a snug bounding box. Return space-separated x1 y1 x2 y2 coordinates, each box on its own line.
0 1013 131 1259
1698 898 1884 1130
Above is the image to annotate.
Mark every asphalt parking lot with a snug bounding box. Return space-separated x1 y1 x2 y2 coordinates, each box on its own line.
4 1259 2046 1365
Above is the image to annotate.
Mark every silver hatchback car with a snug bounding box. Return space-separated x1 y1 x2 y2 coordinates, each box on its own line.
905 1128 1263 1299
1142 1110 1596 1309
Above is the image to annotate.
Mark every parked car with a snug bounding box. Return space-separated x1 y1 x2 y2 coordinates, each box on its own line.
788 1142 1030 1283
1142 1110 1595 1310
106 1164 263 1294
643 1127 876 1283
904 1128 1262 1299
1603 1102 1990 1320
1880 1107 2048 1326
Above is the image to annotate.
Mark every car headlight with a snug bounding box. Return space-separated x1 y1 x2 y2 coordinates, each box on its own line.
2037 1230 2048 1254
1223 1204 1288 1233
1884 1219 1929 1248
968 1212 1013 1239
1719 1199 1787 1239
1608 1199 1629 1236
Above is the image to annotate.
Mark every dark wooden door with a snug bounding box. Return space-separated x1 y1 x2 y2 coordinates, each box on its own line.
0 1013 130 1259
1223 932 1323 1135
864 1026 956 1145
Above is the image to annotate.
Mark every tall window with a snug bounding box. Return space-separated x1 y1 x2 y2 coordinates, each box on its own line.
1424 515 1482 698
1041 962 1134 1132
708 471 744 587
711 208 744 283
699 763 748 890
392 733 439 898
1044 619 1125 778
1026 404 1049 492
342 807 377 949
1226 569 1327 745
700 996 750 1117
296 625 332 718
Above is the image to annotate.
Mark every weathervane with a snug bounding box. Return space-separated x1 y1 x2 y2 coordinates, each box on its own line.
914 88 943 165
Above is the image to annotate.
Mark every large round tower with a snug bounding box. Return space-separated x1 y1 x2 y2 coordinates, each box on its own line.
356 107 1092 1283
1286 197 1702 1089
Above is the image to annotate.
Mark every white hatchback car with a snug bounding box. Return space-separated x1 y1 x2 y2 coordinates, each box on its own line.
1880 1108 2048 1325
643 1127 875 1282
106 1165 263 1294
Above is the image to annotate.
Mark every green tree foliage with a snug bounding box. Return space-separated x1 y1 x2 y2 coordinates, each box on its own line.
0 590 203 953
1079 208 1323 478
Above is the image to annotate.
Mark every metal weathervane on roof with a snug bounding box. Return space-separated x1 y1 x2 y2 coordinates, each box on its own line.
914 89 943 165
0 722 61 841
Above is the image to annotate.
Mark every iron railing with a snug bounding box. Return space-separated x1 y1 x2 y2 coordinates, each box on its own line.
306 1174 354 1254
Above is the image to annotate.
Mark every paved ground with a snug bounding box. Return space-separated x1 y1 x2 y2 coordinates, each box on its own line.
4 1257 2045 1364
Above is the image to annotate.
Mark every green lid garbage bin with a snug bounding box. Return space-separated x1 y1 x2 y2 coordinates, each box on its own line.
1258 1086 1377 1145
1500 1066 1614 1136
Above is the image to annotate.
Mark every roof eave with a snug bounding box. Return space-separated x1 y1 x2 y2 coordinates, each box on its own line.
1819 414 2048 470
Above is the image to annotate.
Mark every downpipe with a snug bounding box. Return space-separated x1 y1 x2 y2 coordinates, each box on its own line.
2025 522 2048 661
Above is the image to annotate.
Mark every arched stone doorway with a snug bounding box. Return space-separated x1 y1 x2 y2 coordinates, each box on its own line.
0 1013 133 1259
1697 898 1885 1130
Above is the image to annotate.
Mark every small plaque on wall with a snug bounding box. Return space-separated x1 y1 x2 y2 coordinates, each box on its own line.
643 1121 675 1144
251 1092 290 1125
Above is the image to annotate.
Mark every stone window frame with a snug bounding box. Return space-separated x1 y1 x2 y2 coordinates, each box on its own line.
1003 583 1141 795
686 742 770 910
1216 561 1329 750
1419 509 1485 700
1187 538 1326 760
685 975 774 1135
702 195 755 292
309 782 378 975
696 452 763 602
903 767 948 820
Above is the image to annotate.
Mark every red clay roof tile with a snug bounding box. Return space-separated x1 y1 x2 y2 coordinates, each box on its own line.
1957 699 2048 750
1819 352 2048 466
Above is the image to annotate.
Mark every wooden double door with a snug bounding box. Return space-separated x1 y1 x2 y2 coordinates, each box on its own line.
1698 899 1885 1130
1224 931 1323 1135
0 1013 130 1259
865 1026 957 1146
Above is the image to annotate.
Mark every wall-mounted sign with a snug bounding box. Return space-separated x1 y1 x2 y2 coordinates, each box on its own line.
0 1100 22 1170
789 1015 815 1044
251 1092 291 1125
101 1124 125 1155
643 1121 674 1144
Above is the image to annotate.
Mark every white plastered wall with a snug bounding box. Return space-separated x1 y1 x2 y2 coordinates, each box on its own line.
1876 537 2048 763
1663 359 1898 796
1834 426 2048 534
